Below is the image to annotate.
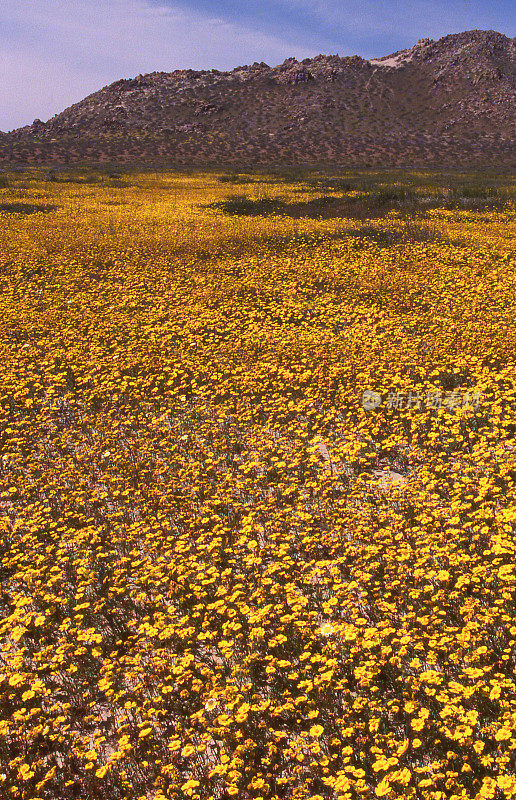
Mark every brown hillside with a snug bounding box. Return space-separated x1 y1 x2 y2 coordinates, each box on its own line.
1 29 514 167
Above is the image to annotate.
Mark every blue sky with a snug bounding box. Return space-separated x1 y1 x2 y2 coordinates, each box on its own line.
0 0 514 131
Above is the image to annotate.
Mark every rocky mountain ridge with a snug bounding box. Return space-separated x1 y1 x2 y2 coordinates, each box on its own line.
1 29 514 167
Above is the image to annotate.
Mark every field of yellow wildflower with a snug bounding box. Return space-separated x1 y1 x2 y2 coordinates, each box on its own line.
0 168 515 799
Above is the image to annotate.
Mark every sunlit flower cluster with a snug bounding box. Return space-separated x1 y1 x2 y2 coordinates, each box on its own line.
0 170 514 799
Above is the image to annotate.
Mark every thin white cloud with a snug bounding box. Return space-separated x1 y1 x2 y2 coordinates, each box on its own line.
0 0 315 130
281 0 513 52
